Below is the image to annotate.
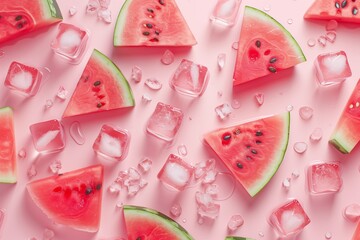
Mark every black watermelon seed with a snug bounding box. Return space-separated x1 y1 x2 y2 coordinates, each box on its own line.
256 140 262 144
85 187 92 195
147 8 154 13
159 0 165 5
16 23 23 29
15 15 23 21
255 131 263 136
58 173 63 176
335 1 340 8
255 40 261 48
96 184 102 190
143 31 150 36
155 30 160 35
246 145 251 149
341 0 347 7
268 66 277 73
97 103 103 108
146 23 153 28
93 80 101 86
269 57 277 63
236 162 243 169
251 149 258 154
353 7 358 15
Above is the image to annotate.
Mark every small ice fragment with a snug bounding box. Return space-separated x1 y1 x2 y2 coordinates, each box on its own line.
69 121 86 145
138 158 152 173
131 66 142 83
318 36 327 47
202 169 217 184
343 203 360 222
231 42 239 50
263 4 271 11
37 130 60 149
170 203 182 218
127 184 140 195
205 184 218 196
293 142 307 154
56 86 68 100
27 164 37 179
45 99 53 109
217 53 226 69
87 0 100 13
99 0 111 9
326 20 338 31
69 6 77 16
194 158 215 179
215 103 232 120
197 202 220 220
49 160 62 174
325 31 336 43
139 178 148 188
116 201 123 208
108 182 121 194
307 38 316 47
98 9 112 23
299 106 313 120
292 170 300 179
145 78 162 90
231 99 241 109
310 128 323 142
287 18 293 24
325 232 332 239
282 177 291 190
18 149 26 159
254 93 264 106
258 232 264 237
161 50 175 65
227 214 244 231
141 94 152 103
177 144 188 156
286 105 293 112
43 228 55 240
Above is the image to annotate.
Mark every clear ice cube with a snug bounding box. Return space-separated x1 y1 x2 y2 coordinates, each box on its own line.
169 59 209 97
145 78 162 90
299 106 313 120
146 102 183 141
210 0 242 26
315 51 352 86
227 214 244 231
29 119 65 153
93 124 130 161
157 154 194 191
138 157 152 173
4 61 42 96
215 103 232 120
307 162 342 194
269 199 311 237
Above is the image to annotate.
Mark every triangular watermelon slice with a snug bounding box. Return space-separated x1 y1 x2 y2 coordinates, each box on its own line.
233 6 306 86
62 49 135 118
123 205 194 240
304 0 360 23
27 165 103 232
204 112 290 197
113 0 197 46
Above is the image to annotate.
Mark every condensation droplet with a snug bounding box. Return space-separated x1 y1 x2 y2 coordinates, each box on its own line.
310 128 323 142
69 121 86 145
170 203 182 218
116 201 123 208
286 105 294 112
287 18 293 24
161 49 175 65
263 4 271 12
177 144 188 156
231 42 239 50
299 106 314 120
18 149 26 159
231 99 241 109
44 99 54 109
145 78 162 90
307 38 316 47
182 218 187 223
325 232 332 239
343 203 360 222
258 232 264 237
293 142 308 154
217 53 226 69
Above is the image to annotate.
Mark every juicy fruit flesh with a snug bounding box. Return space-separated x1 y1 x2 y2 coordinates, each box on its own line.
0 107 16 183
0 12 34 42
62 49 135 118
27 165 103 232
114 0 196 46
353 221 360 240
233 6 305 86
204 113 290 197
124 205 194 240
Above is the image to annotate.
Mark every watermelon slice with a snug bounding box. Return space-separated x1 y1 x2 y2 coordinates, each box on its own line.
62 49 135 118
233 6 306 86
204 112 290 197
329 80 360 154
225 237 255 240
0 107 16 184
353 221 360 240
113 0 197 46
304 0 360 23
124 205 194 240
27 165 103 232
0 0 62 45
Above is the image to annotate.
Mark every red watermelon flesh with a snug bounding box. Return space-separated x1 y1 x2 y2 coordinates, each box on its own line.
204 112 290 197
233 6 305 86
304 0 360 23
113 0 196 46
353 221 360 240
124 205 194 240
27 165 103 232
62 49 135 118
0 0 62 45
0 107 16 184
330 79 360 154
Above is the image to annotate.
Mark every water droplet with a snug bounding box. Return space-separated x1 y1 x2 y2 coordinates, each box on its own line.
325 31 337 43
254 93 264 106
325 232 332 239
293 142 307 154
138 157 152 173
44 99 54 109
286 105 293 112
161 49 175 65
326 20 338 31
18 149 26 159
318 36 327 47
131 66 142 83
69 6 77 16
343 203 360 222
217 53 226 69
0 49 4 57
307 38 316 47
97 9 112 23
141 94 152 103
170 203 182 217
263 4 271 11
49 160 62 174
116 201 123 208
299 106 314 120
177 144 188 156
56 86 68 100
182 218 187 223
215 103 232 120
197 217 204 224
292 170 300 178
287 18 293 24
108 182 121 194
43 228 55 240
231 42 239 50
231 99 241 109
258 231 264 237
282 177 291 190
310 128 323 142
69 121 86 145
227 214 244 231
145 78 162 90
27 164 37 179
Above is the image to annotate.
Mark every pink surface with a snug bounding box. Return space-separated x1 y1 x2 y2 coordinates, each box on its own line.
1 0 360 239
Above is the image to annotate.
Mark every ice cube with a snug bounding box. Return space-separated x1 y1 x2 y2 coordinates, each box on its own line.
29 120 65 153
227 214 244 231
69 6 77 16
307 162 342 194
254 93 264 106
49 159 62 174
210 0 241 26
108 182 121 194
56 86 68 100
138 158 152 173
299 106 313 120
69 121 86 145
343 203 360 222
161 49 175 65
215 103 232 120
196 191 220 220
315 51 352 86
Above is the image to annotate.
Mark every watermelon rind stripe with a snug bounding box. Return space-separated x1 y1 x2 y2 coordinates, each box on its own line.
225 237 255 240
329 132 351 154
113 0 132 46
124 205 194 240
92 49 135 106
44 0 63 19
245 6 306 62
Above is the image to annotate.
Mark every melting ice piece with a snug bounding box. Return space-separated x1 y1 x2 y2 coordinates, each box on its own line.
146 102 184 141
108 182 121 194
215 103 232 120
56 86 68 100
307 162 342 194
269 199 311 237
343 203 360 222
145 78 162 90
138 157 152 173
210 0 242 26
161 49 175 65
315 51 352 86
157 154 194 191
4 61 42 96
169 59 209 97
194 158 215 179
227 214 244 231
131 66 142 83
43 228 55 240
29 119 65 153
282 178 291 190
310 128 323 142
254 93 264 106
69 121 86 145
115 167 147 195
97 9 112 23
195 191 220 220
299 106 313 120
177 144 188 156
87 0 100 13
49 160 62 174
293 142 307 154
93 124 130 161
202 169 217 184
217 53 226 69
51 23 89 64
170 203 182 218
69 6 77 16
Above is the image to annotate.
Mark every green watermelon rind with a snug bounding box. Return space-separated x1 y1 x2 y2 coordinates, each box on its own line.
44 0 63 19
329 136 351 154
225 237 255 240
124 205 194 240
113 0 132 46
0 107 16 184
245 6 306 62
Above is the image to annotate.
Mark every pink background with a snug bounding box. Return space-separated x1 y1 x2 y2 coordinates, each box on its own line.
1 0 360 239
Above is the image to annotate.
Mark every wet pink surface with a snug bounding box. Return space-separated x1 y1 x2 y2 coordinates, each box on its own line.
1 0 360 239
